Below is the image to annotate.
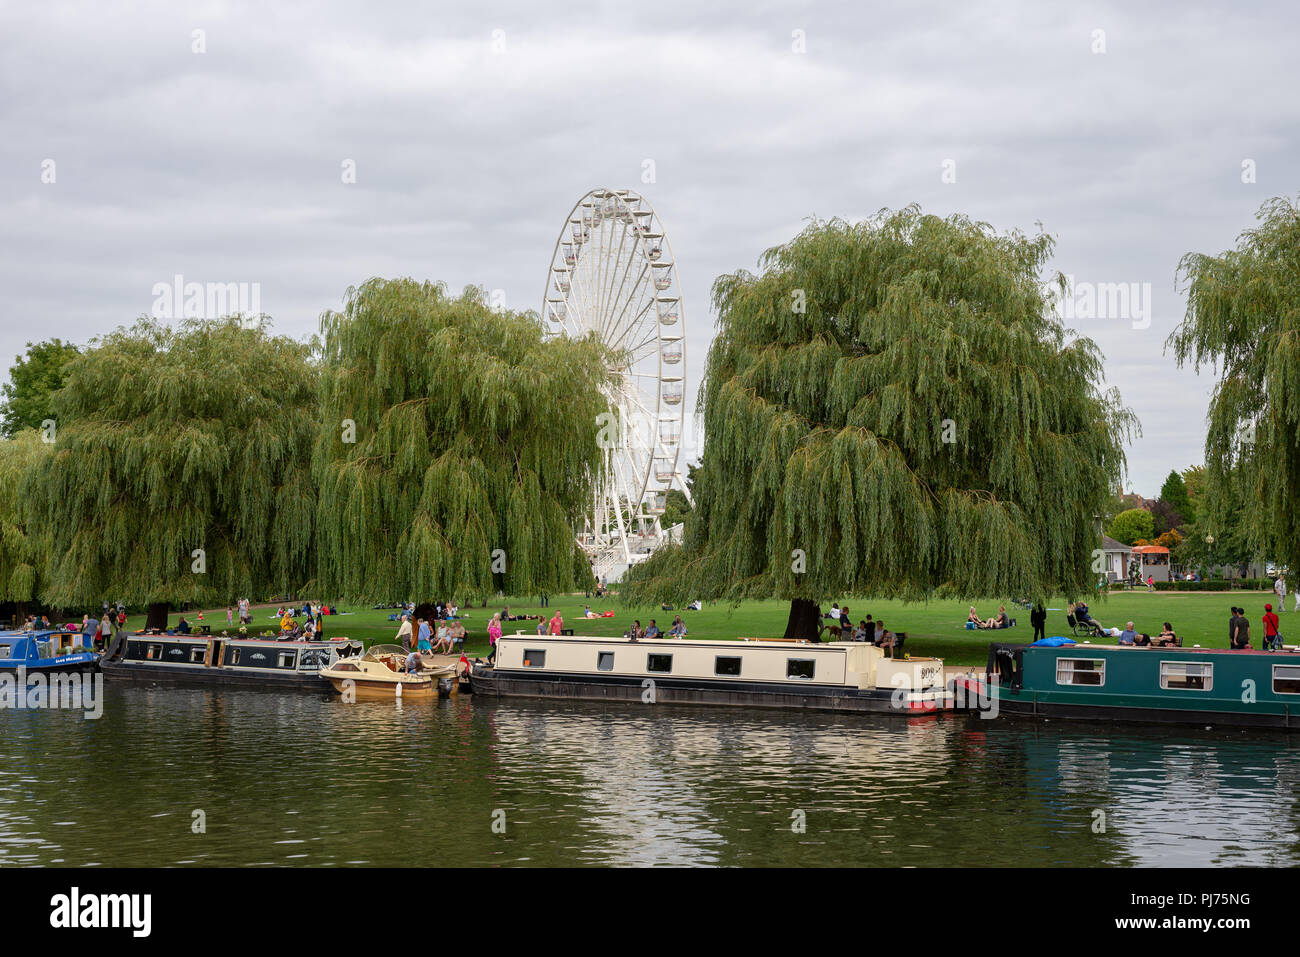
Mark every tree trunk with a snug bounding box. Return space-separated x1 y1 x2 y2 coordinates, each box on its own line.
145 601 169 631
783 597 822 642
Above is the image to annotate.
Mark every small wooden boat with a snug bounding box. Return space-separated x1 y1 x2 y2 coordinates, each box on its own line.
470 634 952 715
319 644 456 701
0 630 100 676
958 640 1300 730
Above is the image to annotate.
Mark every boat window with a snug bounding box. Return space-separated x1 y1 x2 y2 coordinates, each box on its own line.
229 648 241 665
647 653 673 673
1160 661 1212 691
715 656 742 677
277 652 297 669
37 641 54 660
597 651 615 671
146 644 162 660
522 649 546 668
1055 658 1105 686
787 659 815 680
0 644 9 658
190 647 205 663
1274 665 1300 695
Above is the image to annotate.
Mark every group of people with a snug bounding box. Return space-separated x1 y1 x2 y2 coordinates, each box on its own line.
823 604 899 652
396 613 467 656
21 603 128 653
622 616 688 640
1115 620 1181 647
1229 603 1285 651
967 606 1013 630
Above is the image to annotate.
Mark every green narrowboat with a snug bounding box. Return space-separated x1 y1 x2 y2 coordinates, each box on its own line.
963 641 1300 730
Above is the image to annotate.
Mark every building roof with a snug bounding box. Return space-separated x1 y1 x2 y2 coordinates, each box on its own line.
1101 536 1132 553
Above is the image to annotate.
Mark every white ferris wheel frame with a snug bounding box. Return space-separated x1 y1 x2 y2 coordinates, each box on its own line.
542 187 688 570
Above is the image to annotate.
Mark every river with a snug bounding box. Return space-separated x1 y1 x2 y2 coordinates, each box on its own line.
2 684 1298 866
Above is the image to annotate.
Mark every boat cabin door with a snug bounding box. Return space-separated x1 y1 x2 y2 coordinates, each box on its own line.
205 639 225 667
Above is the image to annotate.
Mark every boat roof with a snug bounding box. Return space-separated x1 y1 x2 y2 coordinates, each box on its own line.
0 629 77 639
1002 640 1300 658
502 634 861 651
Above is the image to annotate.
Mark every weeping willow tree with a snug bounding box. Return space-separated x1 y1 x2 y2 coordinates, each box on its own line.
0 430 53 617
23 317 317 627
312 278 612 606
623 207 1137 638
1168 195 1300 575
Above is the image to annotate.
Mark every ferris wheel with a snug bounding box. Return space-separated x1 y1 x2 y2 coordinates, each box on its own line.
542 188 689 579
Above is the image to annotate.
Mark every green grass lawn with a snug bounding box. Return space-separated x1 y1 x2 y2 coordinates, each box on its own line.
166 587 1289 668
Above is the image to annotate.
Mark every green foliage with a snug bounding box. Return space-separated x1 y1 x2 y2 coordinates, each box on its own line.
624 207 1137 605
1169 195 1300 577
0 430 53 601
659 488 692 529
1158 469 1195 526
0 339 81 438
24 317 318 607
1108 508 1154 546
312 278 613 604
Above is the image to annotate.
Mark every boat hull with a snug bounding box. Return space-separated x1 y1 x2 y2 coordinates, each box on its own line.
323 675 436 700
0 658 100 676
989 690 1300 730
470 667 949 715
101 659 331 691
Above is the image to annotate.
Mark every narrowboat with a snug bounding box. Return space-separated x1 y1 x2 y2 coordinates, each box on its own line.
0 630 100 676
962 640 1300 730
319 644 456 700
469 634 952 715
101 632 363 690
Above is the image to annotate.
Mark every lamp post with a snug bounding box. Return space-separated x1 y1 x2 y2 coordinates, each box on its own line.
1206 534 1215 580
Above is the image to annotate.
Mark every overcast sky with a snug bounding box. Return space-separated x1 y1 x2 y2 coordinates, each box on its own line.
2 0 1296 496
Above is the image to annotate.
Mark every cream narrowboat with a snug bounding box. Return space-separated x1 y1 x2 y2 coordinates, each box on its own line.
470 634 952 715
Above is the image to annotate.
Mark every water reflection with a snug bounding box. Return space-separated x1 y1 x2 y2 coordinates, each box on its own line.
1 686 1298 866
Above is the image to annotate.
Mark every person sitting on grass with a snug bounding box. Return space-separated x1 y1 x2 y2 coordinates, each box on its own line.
983 606 1009 630
968 606 985 628
583 605 597 618
669 616 687 637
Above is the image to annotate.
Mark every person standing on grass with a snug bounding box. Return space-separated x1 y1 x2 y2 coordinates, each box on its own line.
1275 577 1287 613
1232 609 1251 649
396 614 413 652
1031 602 1047 642
487 613 502 663
1229 606 1241 648
1264 603 1282 651
548 610 564 636
417 617 433 652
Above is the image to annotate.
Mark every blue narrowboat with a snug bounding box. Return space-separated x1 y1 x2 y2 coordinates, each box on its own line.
0 630 101 676
962 640 1300 730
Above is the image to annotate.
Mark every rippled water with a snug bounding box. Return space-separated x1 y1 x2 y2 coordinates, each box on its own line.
2 684 1299 866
